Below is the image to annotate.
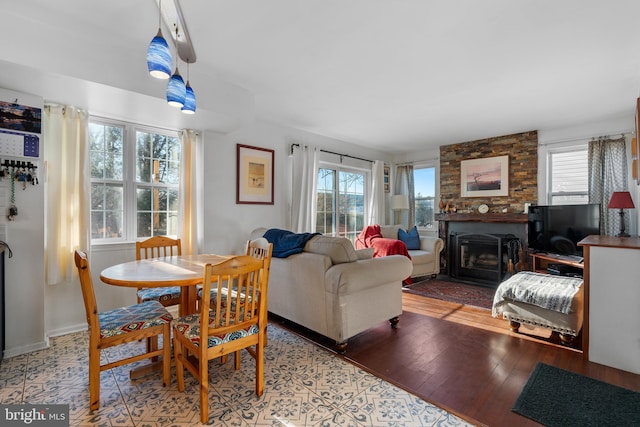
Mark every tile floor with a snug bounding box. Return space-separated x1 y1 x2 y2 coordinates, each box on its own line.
0 324 473 426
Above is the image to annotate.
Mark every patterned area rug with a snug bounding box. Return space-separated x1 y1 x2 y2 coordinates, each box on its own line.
0 322 473 426
403 276 496 310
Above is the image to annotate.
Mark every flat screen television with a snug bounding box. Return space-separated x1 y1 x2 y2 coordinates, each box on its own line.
527 204 600 257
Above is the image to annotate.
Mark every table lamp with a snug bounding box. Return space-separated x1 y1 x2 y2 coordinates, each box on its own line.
607 191 635 237
391 194 409 227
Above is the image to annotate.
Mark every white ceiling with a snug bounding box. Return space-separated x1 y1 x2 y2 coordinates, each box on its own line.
3 1 640 154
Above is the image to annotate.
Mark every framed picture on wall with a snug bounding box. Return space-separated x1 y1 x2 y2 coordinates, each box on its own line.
460 155 509 197
236 144 274 204
383 165 390 192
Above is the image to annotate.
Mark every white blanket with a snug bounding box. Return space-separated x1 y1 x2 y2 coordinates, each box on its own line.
492 271 583 316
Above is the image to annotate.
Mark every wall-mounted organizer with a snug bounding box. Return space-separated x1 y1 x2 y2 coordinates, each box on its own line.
0 159 39 221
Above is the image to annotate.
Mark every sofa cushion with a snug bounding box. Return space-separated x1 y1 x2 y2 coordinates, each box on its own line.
379 225 400 239
355 248 374 260
398 226 420 250
408 249 435 264
304 235 358 264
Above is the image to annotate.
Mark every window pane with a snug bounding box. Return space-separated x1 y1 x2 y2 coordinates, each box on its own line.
549 147 588 205
137 212 153 238
91 183 123 239
414 167 436 228
137 187 152 210
338 171 365 241
136 187 179 237
91 119 180 242
89 122 123 180
550 150 588 193
136 131 180 184
316 168 336 235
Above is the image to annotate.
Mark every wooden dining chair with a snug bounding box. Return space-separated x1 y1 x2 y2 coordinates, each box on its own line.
197 238 273 306
221 238 273 365
244 238 272 346
74 250 172 410
172 255 270 424
136 236 182 308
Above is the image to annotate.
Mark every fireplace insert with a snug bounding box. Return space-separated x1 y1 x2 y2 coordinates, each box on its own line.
449 232 520 287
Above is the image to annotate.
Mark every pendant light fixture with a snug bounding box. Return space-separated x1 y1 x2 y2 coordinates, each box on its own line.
166 26 186 108
149 0 197 112
166 65 186 107
181 61 196 114
146 0 172 79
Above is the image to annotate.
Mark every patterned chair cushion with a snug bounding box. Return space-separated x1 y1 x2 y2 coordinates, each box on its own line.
172 311 258 348
137 286 182 305
99 301 173 339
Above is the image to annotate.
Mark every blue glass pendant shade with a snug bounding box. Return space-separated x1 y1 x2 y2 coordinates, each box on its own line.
166 67 186 107
181 82 196 114
147 29 172 79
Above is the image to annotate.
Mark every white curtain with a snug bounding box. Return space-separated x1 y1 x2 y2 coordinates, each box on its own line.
44 104 90 285
367 160 385 225
178 129 200 254
290 144 318 233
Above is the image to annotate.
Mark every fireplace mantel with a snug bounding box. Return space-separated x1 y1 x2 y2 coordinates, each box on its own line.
435 212 528 223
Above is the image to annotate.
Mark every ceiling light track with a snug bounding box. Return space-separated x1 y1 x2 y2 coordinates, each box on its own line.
147 0 197 113
156 0 196 64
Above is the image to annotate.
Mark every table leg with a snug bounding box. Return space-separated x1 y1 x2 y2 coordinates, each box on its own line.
179 285 198 316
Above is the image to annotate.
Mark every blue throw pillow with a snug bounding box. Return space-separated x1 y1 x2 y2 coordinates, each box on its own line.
398 226 420 250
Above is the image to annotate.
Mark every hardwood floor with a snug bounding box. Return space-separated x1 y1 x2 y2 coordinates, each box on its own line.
271 292 640 427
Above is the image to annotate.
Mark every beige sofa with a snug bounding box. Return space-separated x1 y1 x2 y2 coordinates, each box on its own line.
379 225 444 278
251 228 413 352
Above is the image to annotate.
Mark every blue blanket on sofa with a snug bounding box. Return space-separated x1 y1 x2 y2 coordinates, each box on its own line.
263 228 320 258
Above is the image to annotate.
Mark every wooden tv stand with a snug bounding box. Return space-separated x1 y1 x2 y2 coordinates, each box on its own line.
530 252 584 275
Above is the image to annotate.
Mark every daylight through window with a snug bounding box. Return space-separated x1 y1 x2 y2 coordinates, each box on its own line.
90 119 180 242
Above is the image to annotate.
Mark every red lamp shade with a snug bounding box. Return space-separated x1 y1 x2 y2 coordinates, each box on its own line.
607 191 635 209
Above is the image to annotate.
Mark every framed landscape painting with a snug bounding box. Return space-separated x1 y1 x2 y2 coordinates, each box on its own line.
236 144 274 204
460 155 509 197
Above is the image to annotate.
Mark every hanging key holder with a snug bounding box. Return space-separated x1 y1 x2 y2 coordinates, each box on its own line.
8 167 17 221
0 160 39 221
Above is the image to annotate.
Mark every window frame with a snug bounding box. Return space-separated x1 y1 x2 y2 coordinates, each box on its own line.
413 162 438 232
316 160 370 242
546 142 589 206
89 116 180 245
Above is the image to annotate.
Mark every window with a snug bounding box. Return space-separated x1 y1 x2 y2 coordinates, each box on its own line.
413 166 436 229
316 166 366 242
548 145 588 205
90 118 180 242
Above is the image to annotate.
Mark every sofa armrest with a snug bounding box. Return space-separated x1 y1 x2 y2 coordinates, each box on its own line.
419 236 444 254
324 255 413 294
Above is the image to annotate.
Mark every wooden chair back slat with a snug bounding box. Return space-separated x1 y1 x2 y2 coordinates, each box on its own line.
136 236 182 260
199 256 265 334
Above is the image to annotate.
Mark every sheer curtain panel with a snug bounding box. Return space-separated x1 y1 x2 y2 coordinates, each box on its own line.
367 160 385 225
44 104 90 285
290 144 319 233
178 129 200 254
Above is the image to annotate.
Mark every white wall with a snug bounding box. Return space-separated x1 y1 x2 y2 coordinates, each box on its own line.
200 121 392 256
0 78 394 357
0 88 46 356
